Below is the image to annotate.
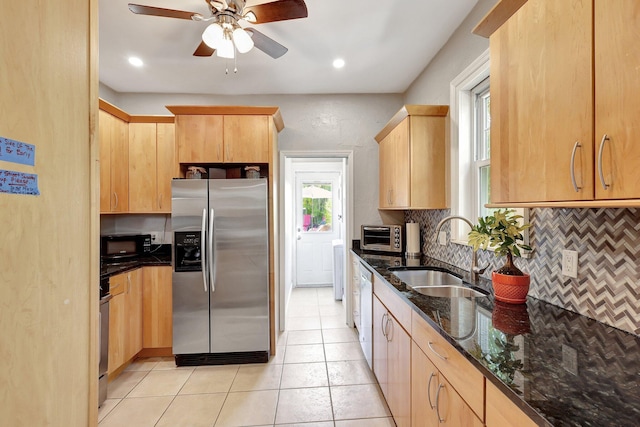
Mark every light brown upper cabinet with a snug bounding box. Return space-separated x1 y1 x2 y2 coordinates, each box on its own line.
481 0 640 207
375 105 449 210
128 120 176 213
99 107 129 213
168 106 283 165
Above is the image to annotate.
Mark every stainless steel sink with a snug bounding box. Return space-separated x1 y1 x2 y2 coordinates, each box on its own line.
409 285 488 298
391 269 463 287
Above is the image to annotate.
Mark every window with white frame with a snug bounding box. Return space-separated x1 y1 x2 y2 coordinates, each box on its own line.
472 78 492 221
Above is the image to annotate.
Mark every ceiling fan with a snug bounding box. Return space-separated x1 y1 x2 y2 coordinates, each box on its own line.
128 0 308 59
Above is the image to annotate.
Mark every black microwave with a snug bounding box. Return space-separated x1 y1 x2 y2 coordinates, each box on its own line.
361 224 404 253
100 234 151 261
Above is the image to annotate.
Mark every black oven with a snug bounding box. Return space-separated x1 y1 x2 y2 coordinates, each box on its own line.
100 234 151 261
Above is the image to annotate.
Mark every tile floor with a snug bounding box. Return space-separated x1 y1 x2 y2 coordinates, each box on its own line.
98 286 395 427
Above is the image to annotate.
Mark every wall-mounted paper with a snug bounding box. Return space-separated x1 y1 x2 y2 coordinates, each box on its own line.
0 137 35 166
0 169 40 195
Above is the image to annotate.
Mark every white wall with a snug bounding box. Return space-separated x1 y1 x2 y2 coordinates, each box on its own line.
107 92 403 235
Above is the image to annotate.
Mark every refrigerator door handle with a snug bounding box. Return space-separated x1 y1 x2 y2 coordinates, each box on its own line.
208 208 216 293
201 208 208 292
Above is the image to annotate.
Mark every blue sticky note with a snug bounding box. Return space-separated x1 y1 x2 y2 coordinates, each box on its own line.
0 137 36 166
0 169 40 196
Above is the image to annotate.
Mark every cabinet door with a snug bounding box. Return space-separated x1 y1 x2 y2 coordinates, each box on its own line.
142 266 173 349
436 375 484 427
128 123 157 212
156 123 175 212
125 269 143 361
108 292 126 375
486 380 537 427
99 110 112 213
176 115 223 163
372 295 389 398
111 116 129 212
386 316 411 427
594 0 640 199
379 118 410 208
224 115 270 163
410 115 447 209
412 341 438 426
490 0 593 203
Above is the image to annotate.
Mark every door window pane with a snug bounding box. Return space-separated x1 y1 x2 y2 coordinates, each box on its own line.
302 183 332 232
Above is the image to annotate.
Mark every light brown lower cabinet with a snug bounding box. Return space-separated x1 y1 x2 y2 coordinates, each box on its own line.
125 268 143 361
142 266 172 349
373 295 411 427
107 284 126 375
486 380 538 427
107 270 141 375
411 341 483 427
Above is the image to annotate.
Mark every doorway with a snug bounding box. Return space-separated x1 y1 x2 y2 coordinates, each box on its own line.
279 152 353 333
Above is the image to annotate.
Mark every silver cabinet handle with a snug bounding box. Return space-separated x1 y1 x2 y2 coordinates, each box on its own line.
570 141 582 192
427 372 436 409
598 134 611 190
208 208 215 293
113 192 118 210
381 313 388 338
201 208 207 292
436 383 445 423
427 341 448 360
385 315 393 343
127 274 131 293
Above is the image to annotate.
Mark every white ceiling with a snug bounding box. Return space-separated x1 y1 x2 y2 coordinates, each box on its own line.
99 0 479 95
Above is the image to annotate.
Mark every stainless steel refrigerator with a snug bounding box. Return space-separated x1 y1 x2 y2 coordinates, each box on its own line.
171 178 269 366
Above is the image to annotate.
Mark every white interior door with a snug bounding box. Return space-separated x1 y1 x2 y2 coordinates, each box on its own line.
295 172 340 286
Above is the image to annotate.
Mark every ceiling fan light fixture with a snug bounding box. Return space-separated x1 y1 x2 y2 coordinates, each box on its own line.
243 10 257 23
202 22 224 48
217 36 235 58
232 27 254 53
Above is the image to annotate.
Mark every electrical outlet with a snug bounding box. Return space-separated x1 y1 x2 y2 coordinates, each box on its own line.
438 231 447 246
150 231 162 243
562 344 578 375
562 250 578 278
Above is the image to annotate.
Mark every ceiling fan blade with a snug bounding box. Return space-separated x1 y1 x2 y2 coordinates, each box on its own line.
128 4 200 20
193 41 216 57
244 0 308 24
245 28 288 59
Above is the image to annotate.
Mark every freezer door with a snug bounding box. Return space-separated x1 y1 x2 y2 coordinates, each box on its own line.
209 179 269 353
172 179 210 354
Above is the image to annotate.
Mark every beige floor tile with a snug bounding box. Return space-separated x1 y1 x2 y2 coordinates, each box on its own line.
327 360 376 386
107 371 149 399
287 316 322 331
334 417 395 427
276 330 289 346
287 304 320 317
128 369 193 397
319 304 345 317
320 315 348 329
98 399 121 423
124 357 164 372
331 384 391 420
322 328 358 344
156 393 227 427
98 396 173 427
231 364 283 391
215 390 279 427
277 423 335 427
180 365 239 394
281 362 328 389
275 387 333 424
324 342 365 362
287 329 323 345
284 344 326 364
269 346 286 364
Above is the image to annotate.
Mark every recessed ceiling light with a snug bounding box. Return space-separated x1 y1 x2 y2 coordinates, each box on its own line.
128 57 144 67
332 58 345 69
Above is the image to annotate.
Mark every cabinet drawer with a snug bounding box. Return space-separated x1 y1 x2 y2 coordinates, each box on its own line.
412 310 485 421
486 380 538 427
373 274 411 332
109 274 126 296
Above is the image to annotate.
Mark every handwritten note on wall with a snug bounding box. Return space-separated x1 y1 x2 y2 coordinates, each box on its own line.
0 137 35 166
0 169 40 196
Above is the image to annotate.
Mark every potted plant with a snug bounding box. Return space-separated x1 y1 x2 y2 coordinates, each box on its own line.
468 209 532 304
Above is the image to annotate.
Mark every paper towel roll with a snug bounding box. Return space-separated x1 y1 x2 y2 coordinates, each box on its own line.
406 222 421 256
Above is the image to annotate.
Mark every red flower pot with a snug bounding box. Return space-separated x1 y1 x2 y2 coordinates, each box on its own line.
491 271 530 304
492 300 531 335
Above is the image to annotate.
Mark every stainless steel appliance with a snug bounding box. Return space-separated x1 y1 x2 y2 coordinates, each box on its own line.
100 233 151 261
98 277 111 407
361 224 404 253
172 179 269 366
358 261 373 369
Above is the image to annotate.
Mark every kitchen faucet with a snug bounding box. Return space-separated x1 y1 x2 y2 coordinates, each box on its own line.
434 215 488 283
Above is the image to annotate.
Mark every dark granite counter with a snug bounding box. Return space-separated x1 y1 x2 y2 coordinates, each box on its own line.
352 248 640 427
100 245 171 279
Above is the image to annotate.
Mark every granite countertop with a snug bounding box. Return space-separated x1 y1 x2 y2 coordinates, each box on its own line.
352 248 640 427
100 245 172 278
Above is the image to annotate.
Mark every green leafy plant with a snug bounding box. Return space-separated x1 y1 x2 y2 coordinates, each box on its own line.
468 209 531 275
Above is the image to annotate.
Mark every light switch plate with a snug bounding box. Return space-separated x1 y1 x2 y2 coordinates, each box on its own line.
150 231 162 243
562 249 578 278
438 231 447 245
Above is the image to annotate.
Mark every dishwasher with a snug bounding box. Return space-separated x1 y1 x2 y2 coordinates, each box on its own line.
358 262 373 369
